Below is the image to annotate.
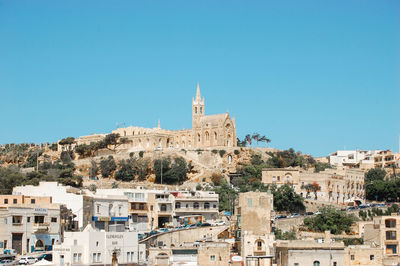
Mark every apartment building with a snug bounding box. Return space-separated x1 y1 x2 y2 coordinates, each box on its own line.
95 188 219 232
0 195 60 255
53 225 146 266
13 182 86 229
329 150 381 169
262 167 365 204
364 214 400 265
374 150 400 169
91 195 129 231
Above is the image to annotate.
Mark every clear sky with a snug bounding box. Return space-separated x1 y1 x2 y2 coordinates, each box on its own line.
0 0 399 157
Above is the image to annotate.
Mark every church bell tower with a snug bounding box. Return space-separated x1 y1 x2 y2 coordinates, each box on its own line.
192 82 205 128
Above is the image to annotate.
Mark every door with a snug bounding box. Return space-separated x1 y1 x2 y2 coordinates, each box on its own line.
12 233 23 255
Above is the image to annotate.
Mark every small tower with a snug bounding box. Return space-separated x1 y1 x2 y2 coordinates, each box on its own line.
192 82 205 128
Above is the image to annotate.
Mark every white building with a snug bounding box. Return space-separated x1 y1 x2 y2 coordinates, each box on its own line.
0 205 61 255
329 150 381 169
13 182 85 229
91 195 130 231
53 225 145 266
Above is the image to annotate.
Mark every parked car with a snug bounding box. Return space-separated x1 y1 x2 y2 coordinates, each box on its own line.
158 228 169 233
213 220 226 226
347 206 357 211
0 259 14 265
200 223 211 227
305 212 314 216
276 215 287 219
314 211 321 215
290 213 300 218
149 230 158 236
175 225 185 230
18 256 37 265
37 253 52 261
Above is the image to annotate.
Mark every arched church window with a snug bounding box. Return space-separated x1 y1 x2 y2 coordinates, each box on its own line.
124 131 126 136
198 134 201 142
195 107 197 114
146 139 150 147
200 107 202 114
214 132 217 141
205 132 209 141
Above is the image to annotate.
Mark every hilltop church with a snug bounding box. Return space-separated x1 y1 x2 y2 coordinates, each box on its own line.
64 83 237 151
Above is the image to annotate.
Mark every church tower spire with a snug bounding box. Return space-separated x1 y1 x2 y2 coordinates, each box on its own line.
192 82 205 129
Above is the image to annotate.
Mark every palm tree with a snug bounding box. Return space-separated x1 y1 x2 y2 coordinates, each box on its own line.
252 133 260 147
259 136 271 147
245 134 252 147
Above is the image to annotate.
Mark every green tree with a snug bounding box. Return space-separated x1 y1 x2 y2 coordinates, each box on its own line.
100 156 116 178
114 159 135 182
303 207 357 234
271 184 305 213
365 168 386 183
213 181 237 212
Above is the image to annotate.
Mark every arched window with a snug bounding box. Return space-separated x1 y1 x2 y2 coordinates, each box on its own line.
197 134 201 142
146 139 150 148
255 239 264 251
214 132 217 140
160 204 167 212
313 261 320 266
124 131 126 136
175 202 181 209
35 239 44 250
193 202 199 209
195 107 197 114
200 107 202 114
204 202 210 209
205 132 209 141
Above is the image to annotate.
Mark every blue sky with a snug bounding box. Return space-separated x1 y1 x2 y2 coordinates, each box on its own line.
0 0 399 156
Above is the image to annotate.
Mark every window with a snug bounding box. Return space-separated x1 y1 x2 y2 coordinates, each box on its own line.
34 216 44 224
256 240 263 251
385 219 396 228
51 217 57 223
248 198 252 207
313 261 320 266
139 203 145 210
370 255 374 260
386 231 397 240
333 262 337 266
200 107 203 114
204 202 210 209
210 255 216 261
78 253 82 262
4 199 8 204
150 205 153 211
294 264 299 266
351 255 355 260
13 199 17 204
30 199 35 204
27 217 30 223
160 204 167 212
195 107 197 114
96 205 100 214
127 252 134 262
386 244 397 254
213 204 217 208
96 241 99 247
175 202 181 209
193 202 199 209
12 216 22 224
74 239 77 246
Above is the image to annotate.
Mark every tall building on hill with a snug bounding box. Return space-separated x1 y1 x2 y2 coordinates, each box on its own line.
59 83 237 151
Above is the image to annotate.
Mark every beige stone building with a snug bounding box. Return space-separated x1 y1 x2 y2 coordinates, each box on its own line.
364 214 400 265
275 240 346 266
59 83 237 151
262 167 365 205
344 245 383 265
374 150 400 169
236 192 274 266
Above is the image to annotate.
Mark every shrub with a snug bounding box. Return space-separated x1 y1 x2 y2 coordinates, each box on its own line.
211 172 224 186
234 150 240 155
88 184 97 192
100 156 116 178
139 151 144 158
219 150 226 158
211 149 218 154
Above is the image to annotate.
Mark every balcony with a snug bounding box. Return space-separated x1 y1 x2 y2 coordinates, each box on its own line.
174 207 218 213
33 223 50 233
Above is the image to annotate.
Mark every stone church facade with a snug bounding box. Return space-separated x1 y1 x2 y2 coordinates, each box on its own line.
63 84 237 151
